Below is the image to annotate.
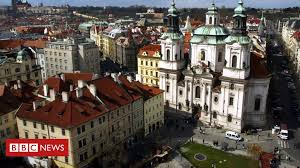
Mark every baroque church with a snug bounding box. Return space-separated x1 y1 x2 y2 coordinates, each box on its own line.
158 0 271 132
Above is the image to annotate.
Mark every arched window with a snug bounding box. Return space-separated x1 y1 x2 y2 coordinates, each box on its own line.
178 103 182 110
254 96 261 111
195 86 201 98
218 52 222 62
232 55 237 68
214 18 217 25
201 51 205 61
175 54 178 60
180 49 182 59
209 17 212 24
166 49 170 60
227 114 232 122
213 111 217 119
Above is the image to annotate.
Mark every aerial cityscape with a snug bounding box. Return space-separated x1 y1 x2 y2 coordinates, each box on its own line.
0 0 300 168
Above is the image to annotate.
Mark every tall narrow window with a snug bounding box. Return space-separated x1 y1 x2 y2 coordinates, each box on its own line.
209 17 212 24
227 114 232 122
229 97 234 105
166 49 170 60
232 55 237 68
195 86 201 98
201 51 205 61
214 18 217 25
254 96 261 111
166 85 170 93
218 52 222 62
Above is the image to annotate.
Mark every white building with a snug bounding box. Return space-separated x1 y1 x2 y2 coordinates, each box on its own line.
159 1 271 132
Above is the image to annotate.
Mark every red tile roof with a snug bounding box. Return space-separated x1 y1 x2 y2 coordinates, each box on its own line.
250 52 270 79
0 39 47 49
138 44 161 57
64 73 94 86
17 88 108 128
260 152 274 168
38 77 68 95
292 31 300 40
184 32 191 54
0 85 21 116
9 80 39 103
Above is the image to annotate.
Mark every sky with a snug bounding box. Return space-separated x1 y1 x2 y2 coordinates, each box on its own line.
1 0 300 8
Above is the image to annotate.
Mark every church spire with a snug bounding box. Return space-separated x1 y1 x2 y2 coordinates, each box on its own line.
166 0 180 33
232 0 247 35
205 0 219 25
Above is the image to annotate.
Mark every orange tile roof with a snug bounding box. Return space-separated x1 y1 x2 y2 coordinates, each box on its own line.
138 44 161 57
250 52 270 78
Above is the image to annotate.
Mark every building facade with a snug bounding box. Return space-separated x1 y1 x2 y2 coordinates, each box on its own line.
137 44 161 87
159 1 271 132
16 72 163 168
0 85 21 156
43 37 100 79
0 48 42 86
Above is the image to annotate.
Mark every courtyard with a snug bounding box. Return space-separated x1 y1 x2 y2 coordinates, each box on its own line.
179 142 259 168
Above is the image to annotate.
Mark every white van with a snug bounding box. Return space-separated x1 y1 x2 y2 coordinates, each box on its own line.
225 131 242 141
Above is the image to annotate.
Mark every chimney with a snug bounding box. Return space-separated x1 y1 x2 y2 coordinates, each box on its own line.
17 80 22 89
70 84 73 91
49 89 56 101
111 73 117 82
60 73 65 81
76 88 83 98
62 91 69 103
89 84 96 97
13 84 18 90
32 101 37 111
78 80 84 89
43 84 49 97
93 74 100 80
4 81 9 87
127 76 132 82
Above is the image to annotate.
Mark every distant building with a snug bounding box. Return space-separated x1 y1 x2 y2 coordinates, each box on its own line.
42 37 101 80
0 48 42 86
136 44 161 87
136 9 164 27
116 36 138 72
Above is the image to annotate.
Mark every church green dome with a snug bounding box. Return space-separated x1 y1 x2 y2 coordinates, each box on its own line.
233 0 246 17
194 25 229 36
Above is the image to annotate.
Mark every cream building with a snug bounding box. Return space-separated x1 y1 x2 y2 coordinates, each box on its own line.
136 44 161 87
0 48 42 85
43 37 100 80
16 72 162 168
0 85 21 156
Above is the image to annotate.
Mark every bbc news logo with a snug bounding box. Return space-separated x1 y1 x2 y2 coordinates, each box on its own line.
6 139 68 156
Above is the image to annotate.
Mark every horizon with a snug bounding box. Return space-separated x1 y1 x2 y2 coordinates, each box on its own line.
1 0 300 9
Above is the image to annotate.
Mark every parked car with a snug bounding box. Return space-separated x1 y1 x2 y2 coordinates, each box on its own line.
225 131 243 141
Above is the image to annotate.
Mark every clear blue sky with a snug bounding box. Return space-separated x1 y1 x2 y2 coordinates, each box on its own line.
1 0 300 8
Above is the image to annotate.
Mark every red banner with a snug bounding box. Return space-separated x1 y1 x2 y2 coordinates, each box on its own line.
6 139 68 156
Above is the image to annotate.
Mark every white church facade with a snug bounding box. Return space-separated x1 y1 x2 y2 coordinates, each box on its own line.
158 0 271 132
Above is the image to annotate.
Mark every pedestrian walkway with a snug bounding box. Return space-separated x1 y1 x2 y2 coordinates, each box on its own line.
278 139 290 149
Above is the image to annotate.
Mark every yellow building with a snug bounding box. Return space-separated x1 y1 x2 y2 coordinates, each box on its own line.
137 44 161 87
131 82 164 136
0 85 21 156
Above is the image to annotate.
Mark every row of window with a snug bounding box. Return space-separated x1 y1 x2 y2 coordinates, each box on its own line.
23 120 66 135
0 127 11 138
45 57 68 64
140 60 158 67
77 116 106 135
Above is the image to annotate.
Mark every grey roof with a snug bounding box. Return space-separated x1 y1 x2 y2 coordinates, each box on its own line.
194 25 229 36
